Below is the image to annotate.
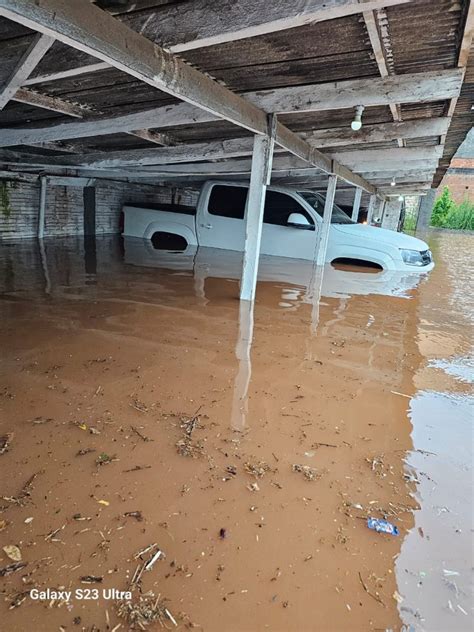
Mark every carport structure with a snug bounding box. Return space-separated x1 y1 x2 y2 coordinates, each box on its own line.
0 0 472 299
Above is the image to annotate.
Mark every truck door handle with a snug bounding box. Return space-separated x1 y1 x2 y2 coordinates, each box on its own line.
200 223 213 229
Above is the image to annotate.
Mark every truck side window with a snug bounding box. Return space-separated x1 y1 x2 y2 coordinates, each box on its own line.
263 191 314 226
208 185 247 219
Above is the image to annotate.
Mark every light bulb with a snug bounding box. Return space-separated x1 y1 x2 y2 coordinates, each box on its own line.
391 178 396 187
351 105 364 132
398 195 404 202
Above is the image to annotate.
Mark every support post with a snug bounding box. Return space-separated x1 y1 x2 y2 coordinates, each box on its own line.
351 187 362 222
366 194 377 225
315 175 338 266
38 175 47 238
240 121 275 301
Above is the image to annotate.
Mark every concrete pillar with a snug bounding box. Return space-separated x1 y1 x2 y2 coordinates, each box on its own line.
366 194 377 225
240 133 275 301
316 175 338 266
416 188 436 230
38 175 47 238
381 200 403 231
351 187 362 222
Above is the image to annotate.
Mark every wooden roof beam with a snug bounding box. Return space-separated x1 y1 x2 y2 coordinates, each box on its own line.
0 70 462 149
304 118 451 147
363 8 404 147
13 86 89 117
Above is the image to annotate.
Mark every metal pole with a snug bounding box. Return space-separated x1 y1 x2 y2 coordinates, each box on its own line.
316 175 338 266
351 186 362 222
240 131 275 301
38 175 47 238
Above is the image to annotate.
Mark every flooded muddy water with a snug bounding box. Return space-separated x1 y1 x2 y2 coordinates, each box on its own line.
0 231 472 631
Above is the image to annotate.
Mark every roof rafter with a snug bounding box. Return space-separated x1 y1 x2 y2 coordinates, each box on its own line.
0 31 53 109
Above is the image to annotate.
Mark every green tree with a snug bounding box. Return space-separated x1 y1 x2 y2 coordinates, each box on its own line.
431 186 455 227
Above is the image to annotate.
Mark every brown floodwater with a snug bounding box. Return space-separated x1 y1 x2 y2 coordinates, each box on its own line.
0 231 472 632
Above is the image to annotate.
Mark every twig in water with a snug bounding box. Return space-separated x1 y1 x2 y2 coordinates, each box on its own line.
358 572 385 606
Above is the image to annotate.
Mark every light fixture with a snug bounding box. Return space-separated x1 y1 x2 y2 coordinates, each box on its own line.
391 177 396 187
398 194 404 202
351 105 364 131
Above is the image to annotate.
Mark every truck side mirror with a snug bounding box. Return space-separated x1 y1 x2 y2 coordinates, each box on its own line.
287 212 315 231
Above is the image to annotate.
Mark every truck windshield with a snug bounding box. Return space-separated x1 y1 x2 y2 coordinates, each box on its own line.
298 191 355 224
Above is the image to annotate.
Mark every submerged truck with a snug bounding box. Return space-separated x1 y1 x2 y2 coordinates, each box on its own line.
122 180 434 272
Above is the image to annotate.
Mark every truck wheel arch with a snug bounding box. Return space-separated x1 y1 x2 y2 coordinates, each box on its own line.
143 221 198 246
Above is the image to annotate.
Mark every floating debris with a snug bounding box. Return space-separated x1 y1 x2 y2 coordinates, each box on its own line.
44 524 66 543
144 548 165 571
123 465 152 473
180 407 202 437
247 482 260 492
96 452 118 466
219 528 227 539
244 461 270 479
367 518 399 536
292 464 319 481
0 433 14 455
130 398 149 413
80 575 103 584
2 545 21 562
0 562 27 576
1 470 43 506
176 437 204 458
124 511 143 522
76 448 96 456
9 591 29 609
131 426 152 442
117 591 177 629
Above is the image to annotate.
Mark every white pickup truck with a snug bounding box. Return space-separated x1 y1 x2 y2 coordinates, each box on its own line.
122 180 434 272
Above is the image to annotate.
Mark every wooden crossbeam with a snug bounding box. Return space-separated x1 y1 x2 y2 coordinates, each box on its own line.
0 32 53 109
128 129 178 147
0 69 462 149
304 118 450 148
363 8 404 147
13 86 89 117
11 88 180 146
248 69 463 114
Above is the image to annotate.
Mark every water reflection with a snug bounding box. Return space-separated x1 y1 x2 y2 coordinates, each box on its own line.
231 300 254 431
122 237 425 303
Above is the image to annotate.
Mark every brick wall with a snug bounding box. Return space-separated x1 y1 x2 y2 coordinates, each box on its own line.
0 179 199 240
437 157 474 204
